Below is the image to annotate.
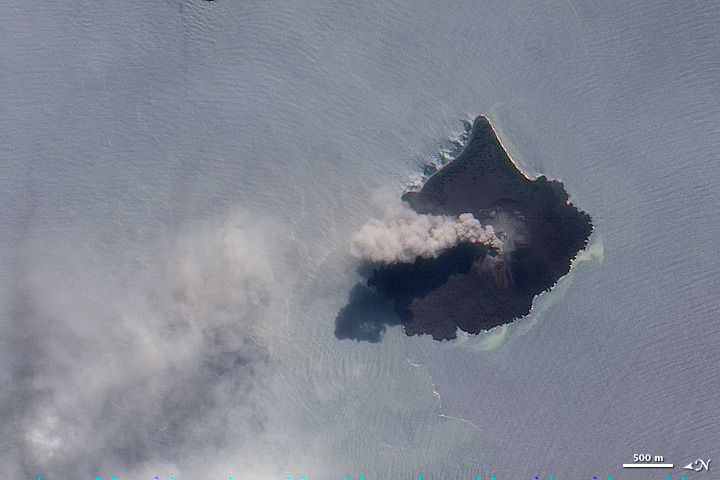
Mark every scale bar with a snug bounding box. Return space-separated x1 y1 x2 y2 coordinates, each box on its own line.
622 463 674 468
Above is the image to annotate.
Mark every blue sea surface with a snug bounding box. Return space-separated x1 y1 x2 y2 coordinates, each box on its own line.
1 1 719 478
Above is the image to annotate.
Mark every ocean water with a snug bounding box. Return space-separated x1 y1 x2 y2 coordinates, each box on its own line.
1 1 719 478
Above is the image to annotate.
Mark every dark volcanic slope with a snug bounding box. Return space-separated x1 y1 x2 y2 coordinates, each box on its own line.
336 116 593 342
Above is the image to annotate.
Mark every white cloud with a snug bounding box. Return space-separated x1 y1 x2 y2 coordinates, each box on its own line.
7 211 288 476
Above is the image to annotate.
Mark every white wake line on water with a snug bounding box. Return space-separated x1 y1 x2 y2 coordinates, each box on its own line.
405 357 482 430
437 413 482 430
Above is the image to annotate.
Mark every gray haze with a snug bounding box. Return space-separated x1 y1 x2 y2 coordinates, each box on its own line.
1 1 719 478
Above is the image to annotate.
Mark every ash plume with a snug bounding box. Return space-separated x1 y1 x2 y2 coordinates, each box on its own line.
351 199 501 264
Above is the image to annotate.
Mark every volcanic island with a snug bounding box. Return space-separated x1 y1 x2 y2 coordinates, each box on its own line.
336 116 593 342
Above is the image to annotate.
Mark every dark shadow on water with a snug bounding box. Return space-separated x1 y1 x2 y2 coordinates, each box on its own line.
334 283 401 343
367 242 488 323
335 243 488 342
